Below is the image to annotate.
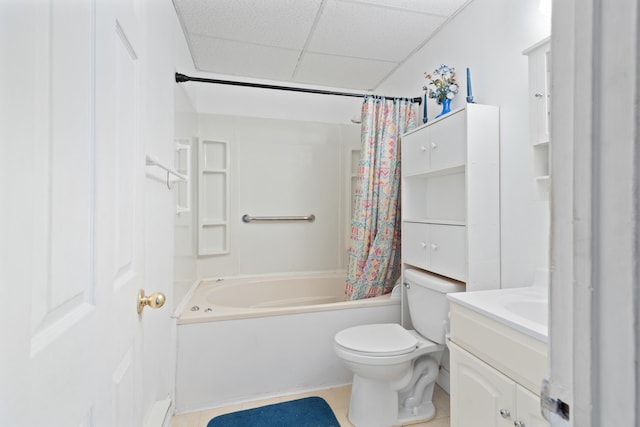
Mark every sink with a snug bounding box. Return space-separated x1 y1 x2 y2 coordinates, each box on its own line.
504 300 548 325
447 286 549 342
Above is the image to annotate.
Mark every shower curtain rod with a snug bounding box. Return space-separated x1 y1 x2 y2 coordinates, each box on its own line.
175 73 422 104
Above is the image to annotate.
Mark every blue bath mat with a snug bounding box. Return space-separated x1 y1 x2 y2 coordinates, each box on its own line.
206 396 340 427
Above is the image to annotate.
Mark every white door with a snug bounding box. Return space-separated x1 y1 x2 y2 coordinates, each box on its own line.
0 1 172 425
549 1 640 426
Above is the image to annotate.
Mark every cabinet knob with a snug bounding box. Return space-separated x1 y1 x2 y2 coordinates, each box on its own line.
431 243 438 251
420 145 427 152
431 142 438 149
514 421 525 427
420 242 427 248
499 409 511 418
534 93 544 98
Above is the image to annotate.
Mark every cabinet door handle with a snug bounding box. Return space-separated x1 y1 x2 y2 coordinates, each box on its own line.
420 145 427 152
420 242 427 248
431 142 438 149
499 409 511 418
514 421 525 427
431 243 438 251
534 93 544 98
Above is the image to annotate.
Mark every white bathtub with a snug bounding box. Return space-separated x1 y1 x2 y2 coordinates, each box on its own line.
175 272 401 413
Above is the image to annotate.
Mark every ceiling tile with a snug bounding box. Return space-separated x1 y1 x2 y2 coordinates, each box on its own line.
191 35 301 81
348 0 470 16
173 0 472 90
174 0 323 50
294 53 397 90
307 0 446 62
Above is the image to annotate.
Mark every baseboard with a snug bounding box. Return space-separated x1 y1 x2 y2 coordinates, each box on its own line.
436 368 451 394
145 398 172 427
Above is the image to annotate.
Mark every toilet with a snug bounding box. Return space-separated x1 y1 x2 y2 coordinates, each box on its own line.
334 269 464 427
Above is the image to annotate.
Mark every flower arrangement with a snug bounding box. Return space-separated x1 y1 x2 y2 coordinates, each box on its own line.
423 64 459 104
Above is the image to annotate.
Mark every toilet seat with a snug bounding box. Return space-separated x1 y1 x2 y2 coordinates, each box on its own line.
334 324 418 357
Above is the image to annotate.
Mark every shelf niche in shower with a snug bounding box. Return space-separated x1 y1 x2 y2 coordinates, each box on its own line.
198 139 229 256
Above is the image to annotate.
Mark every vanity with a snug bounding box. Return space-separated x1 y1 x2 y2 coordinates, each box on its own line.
447 286 549 427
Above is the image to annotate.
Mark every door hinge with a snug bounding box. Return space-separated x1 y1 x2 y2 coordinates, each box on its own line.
541 379 570 421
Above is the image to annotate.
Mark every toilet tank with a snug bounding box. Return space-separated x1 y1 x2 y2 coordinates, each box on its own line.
404 269 465 344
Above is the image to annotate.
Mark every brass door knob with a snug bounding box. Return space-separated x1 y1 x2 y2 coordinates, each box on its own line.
137 289 166 314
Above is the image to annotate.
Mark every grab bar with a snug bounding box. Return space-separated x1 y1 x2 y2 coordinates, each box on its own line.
242 214 315 223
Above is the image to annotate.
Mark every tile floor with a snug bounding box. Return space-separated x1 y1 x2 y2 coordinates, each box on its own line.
172 384 450 427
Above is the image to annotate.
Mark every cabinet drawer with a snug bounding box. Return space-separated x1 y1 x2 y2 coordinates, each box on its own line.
401 129 429 175
430 224 466 281
450 303 548 394
403 222 430 269
429 111 466 170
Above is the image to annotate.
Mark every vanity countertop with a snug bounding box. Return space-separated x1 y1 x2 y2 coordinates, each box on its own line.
447 286 548 343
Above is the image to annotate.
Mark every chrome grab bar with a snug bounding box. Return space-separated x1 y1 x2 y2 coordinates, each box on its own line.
242 214 315 223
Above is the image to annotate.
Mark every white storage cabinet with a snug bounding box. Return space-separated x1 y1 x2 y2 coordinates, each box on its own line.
400 104 500 291
448 302 548 427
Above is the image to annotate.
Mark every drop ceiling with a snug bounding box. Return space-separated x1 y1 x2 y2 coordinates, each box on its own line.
173 0 470 91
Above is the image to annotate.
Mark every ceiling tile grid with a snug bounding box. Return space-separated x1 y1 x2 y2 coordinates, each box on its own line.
293 52 397 89
173 0 471 90
352 0 468 17
177 0 324 49
190 34 302 81
305 0 446 62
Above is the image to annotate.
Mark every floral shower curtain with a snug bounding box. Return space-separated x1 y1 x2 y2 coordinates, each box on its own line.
345 96 418 300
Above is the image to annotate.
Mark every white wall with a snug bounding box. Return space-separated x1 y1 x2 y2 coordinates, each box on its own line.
192 114 360 279
171 13 363 282
192 81 363 125
172 0 552 290
377 0 551 288
173 6 200 306
171 13 364 295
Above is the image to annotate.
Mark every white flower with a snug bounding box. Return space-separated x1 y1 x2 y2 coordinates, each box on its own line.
449 84 458 92
446 92 455 100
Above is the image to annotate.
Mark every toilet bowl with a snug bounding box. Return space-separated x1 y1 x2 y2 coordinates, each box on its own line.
334 269 464 427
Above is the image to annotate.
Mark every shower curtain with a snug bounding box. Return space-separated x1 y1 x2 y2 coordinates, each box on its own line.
345 96 417 300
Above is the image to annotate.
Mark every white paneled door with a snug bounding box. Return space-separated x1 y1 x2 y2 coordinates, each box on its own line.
1 1 172 426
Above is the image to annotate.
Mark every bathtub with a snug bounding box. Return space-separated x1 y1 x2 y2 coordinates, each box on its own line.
174 272 401 413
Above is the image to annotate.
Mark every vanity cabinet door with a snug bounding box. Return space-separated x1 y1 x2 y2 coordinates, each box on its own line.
516 385 549 427
450 341 516 427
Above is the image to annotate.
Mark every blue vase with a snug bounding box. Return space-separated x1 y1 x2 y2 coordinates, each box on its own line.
436 98 451 118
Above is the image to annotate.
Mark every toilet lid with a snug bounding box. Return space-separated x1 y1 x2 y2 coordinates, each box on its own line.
334 324 418 356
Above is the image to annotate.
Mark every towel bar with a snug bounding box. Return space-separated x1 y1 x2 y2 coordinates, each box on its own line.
242 214 315 223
